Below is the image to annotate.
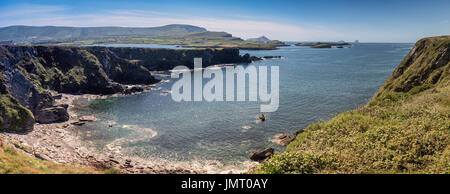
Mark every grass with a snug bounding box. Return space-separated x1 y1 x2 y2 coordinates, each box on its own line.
0 137 101 174
0 94 34 132
254 36 450 174
61 37 287 50
255 86 449 174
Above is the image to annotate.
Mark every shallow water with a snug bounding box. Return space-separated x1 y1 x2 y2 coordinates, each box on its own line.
72 43 413 172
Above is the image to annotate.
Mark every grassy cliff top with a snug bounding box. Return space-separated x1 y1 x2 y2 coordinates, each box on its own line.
0 136 103 174
255 36 450 174
374 36 450 97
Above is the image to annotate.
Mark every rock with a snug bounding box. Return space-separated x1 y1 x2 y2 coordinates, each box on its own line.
71 121 85 126
53 94 63 99
293 129 305 136
271 133 295 146
35 104 69 124
0 94 35 132
249 56 263 61
279 136 295 146
60 123 70 128
123 86 144 95
79 116 97 122
259 114 266 121
263 56 282 59
277 134 287 139
249 148 274 162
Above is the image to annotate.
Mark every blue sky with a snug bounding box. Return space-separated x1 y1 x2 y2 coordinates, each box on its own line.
0 0 449 42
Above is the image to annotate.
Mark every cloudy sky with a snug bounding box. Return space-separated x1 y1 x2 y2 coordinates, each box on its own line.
0 0 449 42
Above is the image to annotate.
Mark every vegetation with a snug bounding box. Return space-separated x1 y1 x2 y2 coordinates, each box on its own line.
255 36 450 174
64 37 287 50
1 25 288 50
295 42 351 48
0 137 101 174
0 94 34 132
0 25 206 43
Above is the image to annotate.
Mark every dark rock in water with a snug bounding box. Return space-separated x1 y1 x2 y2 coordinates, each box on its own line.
259 114 266 121
294 129 305 136
249 148 274 162
249 56 263 61
279 136 295 146
71 121 85 126
35 104 69 124
263 56 282 59
311 44 332 48
272 133 295 146
123 86 144 95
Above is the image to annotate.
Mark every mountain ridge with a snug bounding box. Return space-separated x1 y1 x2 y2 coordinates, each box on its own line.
0 24 207 43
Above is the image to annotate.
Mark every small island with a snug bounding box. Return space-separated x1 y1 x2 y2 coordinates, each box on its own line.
295 42 351 48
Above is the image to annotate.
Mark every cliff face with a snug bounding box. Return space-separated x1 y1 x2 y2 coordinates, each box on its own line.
374 36 450 97
256 36 450 174
0 45 252 132
98 47 252 70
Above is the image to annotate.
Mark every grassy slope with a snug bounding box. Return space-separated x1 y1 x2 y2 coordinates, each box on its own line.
255 36 450 174
0 94 34 132
60 36 287 50
0 137 101 174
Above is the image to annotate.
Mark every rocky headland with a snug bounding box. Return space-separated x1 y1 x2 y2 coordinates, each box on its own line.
255 36 450 174
0 45 256 173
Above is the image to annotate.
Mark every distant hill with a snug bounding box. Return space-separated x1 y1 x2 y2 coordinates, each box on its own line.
0 24 207 43
247 36 270 43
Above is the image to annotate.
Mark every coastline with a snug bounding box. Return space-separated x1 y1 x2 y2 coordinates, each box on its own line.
1 90 195 174
1 89 258 174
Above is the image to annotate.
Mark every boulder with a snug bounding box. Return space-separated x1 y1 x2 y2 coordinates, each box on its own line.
279 136 295 146
123 86 144 95
249 148 274 162
271 133 295 146
249 56 263 61
35 104 69 124
259 114 266 121
79 116 97 122
262 56 282 59
71 121 85 126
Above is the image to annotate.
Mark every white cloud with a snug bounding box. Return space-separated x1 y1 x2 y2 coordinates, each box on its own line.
0 5 343 41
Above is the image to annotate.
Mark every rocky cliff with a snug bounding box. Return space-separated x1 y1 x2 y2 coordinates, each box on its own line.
0 45 252 132
374 36 450 97
256 36 450 174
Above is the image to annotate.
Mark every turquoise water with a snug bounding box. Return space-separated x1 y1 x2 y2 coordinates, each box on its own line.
73 43 413 171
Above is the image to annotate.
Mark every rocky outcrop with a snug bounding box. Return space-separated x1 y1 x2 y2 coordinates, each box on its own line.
0 94 35 132
35 104 69 124
373 36 450 97
0 45 253 132
271 134 295 146
100 46 252 71
249 148 274 162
